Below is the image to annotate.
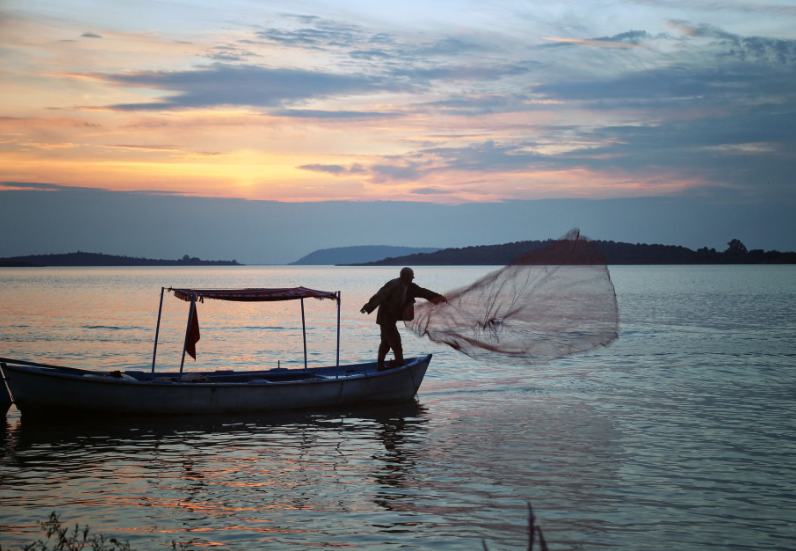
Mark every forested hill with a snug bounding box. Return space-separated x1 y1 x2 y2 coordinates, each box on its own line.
290 245 439 265
354 239 796 266
0 252 242 267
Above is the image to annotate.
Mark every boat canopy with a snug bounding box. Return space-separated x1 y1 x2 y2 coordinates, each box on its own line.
169 287 339 303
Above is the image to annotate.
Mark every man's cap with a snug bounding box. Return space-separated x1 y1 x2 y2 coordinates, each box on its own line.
400 267 414 277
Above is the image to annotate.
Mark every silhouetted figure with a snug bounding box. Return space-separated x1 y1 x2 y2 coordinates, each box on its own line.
361 267 446 371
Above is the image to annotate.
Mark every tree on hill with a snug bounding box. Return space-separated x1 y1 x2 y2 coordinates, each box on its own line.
725 239 748 256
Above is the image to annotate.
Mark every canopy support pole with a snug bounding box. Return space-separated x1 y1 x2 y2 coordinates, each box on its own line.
336 292 341 378
151 287 165 374
179 295 195 382
301 298 308 371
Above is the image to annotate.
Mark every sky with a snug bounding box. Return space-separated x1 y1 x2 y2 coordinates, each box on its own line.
1 0 795 260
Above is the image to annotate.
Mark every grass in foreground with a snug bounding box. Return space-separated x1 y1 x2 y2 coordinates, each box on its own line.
4 506 548 550
0 513 188 551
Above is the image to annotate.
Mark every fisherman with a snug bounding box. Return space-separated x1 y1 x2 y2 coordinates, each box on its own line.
360 267 446 371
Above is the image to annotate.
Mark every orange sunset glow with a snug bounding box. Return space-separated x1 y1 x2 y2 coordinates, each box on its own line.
5 0 794 205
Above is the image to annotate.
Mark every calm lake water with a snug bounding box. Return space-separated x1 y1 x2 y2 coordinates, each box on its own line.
1 266 795 550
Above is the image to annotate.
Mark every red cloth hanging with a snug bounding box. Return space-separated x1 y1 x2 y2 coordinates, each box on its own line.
186 303 200 360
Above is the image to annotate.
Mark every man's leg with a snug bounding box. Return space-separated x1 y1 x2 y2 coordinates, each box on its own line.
378 324 391 370
381 322 403 369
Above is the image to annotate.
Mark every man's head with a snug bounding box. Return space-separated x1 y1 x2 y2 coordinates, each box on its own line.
400 267 414 284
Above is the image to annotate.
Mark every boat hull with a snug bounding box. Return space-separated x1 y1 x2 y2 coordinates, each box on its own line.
0 377 11 416
2 356 431 416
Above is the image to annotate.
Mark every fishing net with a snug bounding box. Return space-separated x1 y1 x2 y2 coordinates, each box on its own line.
408 229 618 365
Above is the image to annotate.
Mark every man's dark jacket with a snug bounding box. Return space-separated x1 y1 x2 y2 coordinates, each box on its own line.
362 278 442 325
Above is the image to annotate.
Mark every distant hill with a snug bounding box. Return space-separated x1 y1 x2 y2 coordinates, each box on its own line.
354 238 796 265
0 252 242 267
290 245 439 265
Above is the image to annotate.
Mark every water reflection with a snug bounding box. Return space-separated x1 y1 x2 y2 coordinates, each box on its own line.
2 391 624 548
371 413 420 513
1 403 432 547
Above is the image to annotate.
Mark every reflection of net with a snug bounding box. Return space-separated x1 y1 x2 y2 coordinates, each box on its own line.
408 229 618 365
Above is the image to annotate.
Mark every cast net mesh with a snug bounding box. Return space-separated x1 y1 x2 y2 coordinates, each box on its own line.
408 229 618 365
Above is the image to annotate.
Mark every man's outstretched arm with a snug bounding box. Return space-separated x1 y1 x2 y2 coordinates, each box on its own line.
412 284 447 304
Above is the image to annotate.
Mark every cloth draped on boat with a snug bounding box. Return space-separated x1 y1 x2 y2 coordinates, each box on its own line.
407 229 619 365
170 287 338 303
185 301 200 360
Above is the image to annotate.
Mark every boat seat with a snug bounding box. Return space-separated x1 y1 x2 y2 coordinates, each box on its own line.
83 373 137 381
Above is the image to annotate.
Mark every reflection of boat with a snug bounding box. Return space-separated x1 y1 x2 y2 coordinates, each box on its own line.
8 401 428 452
7 400 428 448
1 381 10 416
4 400 428 476
1 286 432 416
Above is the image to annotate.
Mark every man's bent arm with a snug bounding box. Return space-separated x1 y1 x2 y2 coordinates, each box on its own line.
361 281 396 314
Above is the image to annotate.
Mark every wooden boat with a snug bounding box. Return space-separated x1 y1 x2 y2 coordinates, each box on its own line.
0 356 431 416
0 286 432 416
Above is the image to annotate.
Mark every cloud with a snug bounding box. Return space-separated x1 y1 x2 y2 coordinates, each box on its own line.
89 63 394 111
390 62 531 83
420 94 527 113
273 109 401 119
545 108 796 198
667 21 796 64
0 182 102 192
632 0 796 16
598 30 654 45
88 56 528 113
359 98 796 196
204 45 260 62
543 37 640 49
580 110 796 155
19 141 79 149
254 14 494 68
532 63 796 106
349 49 393 60
541 30 662 49
666 20 735 40
411 187 457 195
0 115 101 128
81 32 102 39
412 37 489 56
1 182 66 191
424 141 544 173
415 94 562 116
298 164 366 175
729 36 796 64
6 5 796 207
103 144 183 151
370 162 427 182
296 142 548 185
255 17 368 49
